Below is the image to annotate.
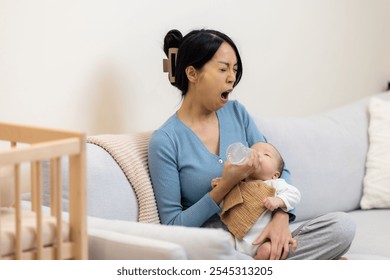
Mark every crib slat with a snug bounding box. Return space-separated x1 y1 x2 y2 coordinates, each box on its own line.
14 163 22 259
10 142 22 260
0 175 2 259
51 157 63 259
50 159 57 217
56 158 63 259
32 161 43 259
69 150 87 259
0 226 1 260
30 163 37 212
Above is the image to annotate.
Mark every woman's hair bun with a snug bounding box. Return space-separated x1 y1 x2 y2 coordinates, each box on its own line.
163 29 183 56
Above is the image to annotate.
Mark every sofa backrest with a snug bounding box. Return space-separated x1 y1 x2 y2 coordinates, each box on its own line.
252 97 370 222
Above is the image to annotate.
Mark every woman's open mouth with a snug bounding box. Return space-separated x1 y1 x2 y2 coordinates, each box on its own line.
221 90 232 102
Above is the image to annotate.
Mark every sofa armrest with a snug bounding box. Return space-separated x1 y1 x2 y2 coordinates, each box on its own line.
88 228 187 260
87 216 251 260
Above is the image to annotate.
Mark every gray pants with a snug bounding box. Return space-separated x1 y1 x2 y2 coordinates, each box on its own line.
287 212 356 260
204 211 356 260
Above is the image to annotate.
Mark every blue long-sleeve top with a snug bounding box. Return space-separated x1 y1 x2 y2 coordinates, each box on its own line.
148 100 293 227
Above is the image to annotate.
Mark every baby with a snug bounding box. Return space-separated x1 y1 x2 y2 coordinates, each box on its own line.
212 142 301 260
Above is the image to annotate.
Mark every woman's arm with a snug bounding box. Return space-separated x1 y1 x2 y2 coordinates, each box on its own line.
148 130 220 227
209 151 261 204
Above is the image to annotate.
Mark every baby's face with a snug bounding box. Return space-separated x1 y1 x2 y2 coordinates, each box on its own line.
249 142 281 181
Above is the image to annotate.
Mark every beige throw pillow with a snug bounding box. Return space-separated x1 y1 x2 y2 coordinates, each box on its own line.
360 97 390 209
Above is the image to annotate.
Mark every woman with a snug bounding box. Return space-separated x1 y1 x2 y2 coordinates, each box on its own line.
148 28 355 259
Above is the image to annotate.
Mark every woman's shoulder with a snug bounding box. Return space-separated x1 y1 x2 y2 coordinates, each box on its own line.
150 115 176 141
150 114 186 148
157 114 178 130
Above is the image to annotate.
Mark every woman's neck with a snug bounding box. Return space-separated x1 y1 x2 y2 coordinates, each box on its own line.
177 95 215 127
177 95 220 155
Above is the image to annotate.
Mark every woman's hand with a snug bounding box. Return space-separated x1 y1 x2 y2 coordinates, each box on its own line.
252 211 297 260
209 151 260 204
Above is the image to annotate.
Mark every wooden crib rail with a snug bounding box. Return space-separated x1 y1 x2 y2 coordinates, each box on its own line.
0 138 81 165
0 122 87 260
0 122 83 144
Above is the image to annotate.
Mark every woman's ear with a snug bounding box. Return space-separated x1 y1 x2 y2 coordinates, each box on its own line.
185 66 198 83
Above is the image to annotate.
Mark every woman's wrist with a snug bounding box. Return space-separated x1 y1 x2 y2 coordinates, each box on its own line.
272 209 290 223
209 178 235 204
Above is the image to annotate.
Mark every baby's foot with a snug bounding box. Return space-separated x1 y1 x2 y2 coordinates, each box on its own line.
254 241 271 260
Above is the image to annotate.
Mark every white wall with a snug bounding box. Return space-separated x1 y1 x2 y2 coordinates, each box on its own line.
1 0 389 135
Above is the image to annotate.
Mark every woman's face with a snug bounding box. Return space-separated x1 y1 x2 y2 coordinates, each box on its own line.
193 42 238 111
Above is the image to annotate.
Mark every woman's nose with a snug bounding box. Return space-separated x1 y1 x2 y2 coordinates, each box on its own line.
227 69 236 84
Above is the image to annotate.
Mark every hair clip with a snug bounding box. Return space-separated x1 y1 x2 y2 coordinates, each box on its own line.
163 48 178 83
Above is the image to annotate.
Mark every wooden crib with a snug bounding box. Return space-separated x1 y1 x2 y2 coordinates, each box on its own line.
0 122 87 260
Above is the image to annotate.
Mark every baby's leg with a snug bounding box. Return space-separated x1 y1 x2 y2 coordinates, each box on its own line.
254 241 271 260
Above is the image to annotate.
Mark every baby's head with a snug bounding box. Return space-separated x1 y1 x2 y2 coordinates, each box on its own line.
248 142 285 181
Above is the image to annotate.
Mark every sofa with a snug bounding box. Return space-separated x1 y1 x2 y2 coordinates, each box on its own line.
49 91 390 260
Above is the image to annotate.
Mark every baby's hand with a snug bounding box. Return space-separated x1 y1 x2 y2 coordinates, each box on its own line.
211 177 222 188
263 197 284 212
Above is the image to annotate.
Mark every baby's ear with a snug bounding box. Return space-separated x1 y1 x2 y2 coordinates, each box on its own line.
272 171 281 180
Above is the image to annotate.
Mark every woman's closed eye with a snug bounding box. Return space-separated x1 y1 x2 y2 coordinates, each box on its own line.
220 68 237 73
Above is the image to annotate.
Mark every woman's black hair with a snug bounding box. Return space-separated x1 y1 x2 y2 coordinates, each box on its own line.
163 29 243 96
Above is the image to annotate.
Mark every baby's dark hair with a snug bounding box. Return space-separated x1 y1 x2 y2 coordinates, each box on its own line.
163 29 243 96
268 142 285 176
277 153 285 176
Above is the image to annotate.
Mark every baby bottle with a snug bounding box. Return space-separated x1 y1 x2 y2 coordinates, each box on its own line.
226 142 253 165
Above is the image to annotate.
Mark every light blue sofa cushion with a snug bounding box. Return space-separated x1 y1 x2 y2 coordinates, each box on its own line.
84 144 139 221
347 209 390 259
252 98 369 222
